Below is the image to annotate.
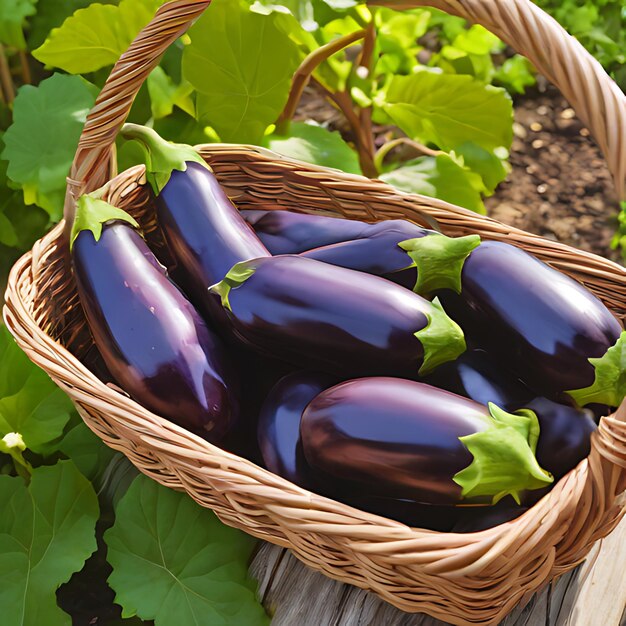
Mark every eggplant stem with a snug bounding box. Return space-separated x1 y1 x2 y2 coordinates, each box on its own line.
275 29 367 134
0 44 15 104
18 49 31 85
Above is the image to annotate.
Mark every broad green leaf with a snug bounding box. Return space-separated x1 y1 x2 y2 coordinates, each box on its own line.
380 154 486 213
105 475 268 625
58 421 116 483
375 9 428 75
321 0 358 9
265 122 361 173
147 66 194 120
382 71 513 154
454 141 509 195
183 0 301 143
27 0 116 50
250 0 319 47
0 0 37 49
1 74 96 220
451 25 503 55
0 461 99 626
0 326 73 453
33 0 163 74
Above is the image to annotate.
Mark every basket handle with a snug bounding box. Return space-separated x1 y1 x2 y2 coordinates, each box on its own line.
369 0 625 201
64 0 626 227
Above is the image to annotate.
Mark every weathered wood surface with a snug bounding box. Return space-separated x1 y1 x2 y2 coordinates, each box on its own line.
250 516 626 626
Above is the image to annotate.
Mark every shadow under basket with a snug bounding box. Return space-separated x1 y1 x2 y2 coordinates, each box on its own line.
4 0 626 624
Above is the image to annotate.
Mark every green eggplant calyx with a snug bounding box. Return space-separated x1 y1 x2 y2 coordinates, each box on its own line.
453 403 553 505
566 331 626 408
414 297 466 376
399 233 481 297
0 433 32 477
210 261 257 311
70 194 139 250
120 123 209 195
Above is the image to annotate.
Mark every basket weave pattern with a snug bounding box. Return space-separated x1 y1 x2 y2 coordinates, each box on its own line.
4 1 626 624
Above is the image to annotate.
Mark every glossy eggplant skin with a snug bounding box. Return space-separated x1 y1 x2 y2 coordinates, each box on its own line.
301 228 427 289
72 222 239 443
452 503 528 533
257 371 467 531
156 162 269 314
300 378 495 505
241 209 374 254
258 371 336 484
216 255 452 378
439 241 622 395
424 349 596 480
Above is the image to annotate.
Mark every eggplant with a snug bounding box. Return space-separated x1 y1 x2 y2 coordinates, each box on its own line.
300 378 553 505
258 371 336 484
241 209 375 254
424 349 596 480
258 371 469 530
452 502 528 533
70 195 239 444
242 209 432 288
401 234 626 406
121 124 270 320
211 255 466 378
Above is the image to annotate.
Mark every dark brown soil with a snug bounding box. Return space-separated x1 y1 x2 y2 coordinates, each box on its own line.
486 84 621 262
296 82 622 263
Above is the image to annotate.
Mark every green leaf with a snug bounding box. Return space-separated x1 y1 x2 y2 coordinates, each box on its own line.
104 474 268 625
27 0 115 50
400 232 481 297
1 74 96 221
183 0 301 143
453 404 553 504
264 122 361 173
567 331 626 407
0 326 73 453
58 421 116 483
147 66 194 120
71 194 140 249
414 297 466 375
33 0 163 74
380 154 486 213
0 461 99 626
453 141 509 196
0 0 37 49
382 71 513 153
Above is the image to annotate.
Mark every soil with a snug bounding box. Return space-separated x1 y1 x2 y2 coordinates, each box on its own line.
296 81 622 263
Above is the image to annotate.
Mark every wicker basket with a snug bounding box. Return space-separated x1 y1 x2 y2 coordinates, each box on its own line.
4 1 626 624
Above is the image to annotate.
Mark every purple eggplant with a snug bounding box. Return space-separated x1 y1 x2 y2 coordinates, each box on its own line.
121 124 269 320
300 378 553 505
401 234 626 406
258 371 470 530
424 349 596 480
242 209 432 288
258 371 336 484
452 502 528 533
70 195 239 444
211 255 466 378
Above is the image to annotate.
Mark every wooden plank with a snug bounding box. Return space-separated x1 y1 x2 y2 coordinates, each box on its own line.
250 517 626 625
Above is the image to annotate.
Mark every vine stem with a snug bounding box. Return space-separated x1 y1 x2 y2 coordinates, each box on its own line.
18 50 31 85
275 29 367 134
374 137 444 172
356 18 377 176
0 44 15 103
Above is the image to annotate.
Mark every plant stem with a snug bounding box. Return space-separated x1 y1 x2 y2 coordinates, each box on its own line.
374 137 444 172
356 19 377 175
276 29 367 134
323 84 378 177
0 44 15 103
18 50 31 85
